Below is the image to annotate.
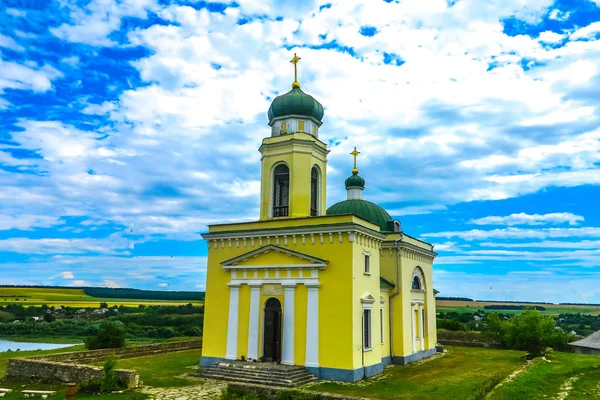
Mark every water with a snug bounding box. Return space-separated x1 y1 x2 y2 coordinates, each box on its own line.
0 339 77 352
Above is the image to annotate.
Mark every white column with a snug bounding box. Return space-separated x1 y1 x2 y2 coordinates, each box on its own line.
225 284 241 360
419 304 425 351
247 284 261 360
411 303 416 354
281 283 296 365
305 284 320 368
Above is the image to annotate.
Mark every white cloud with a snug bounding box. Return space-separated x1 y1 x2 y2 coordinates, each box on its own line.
0 60 62 93
158 283 168 287
59 271 74 279
0 34 24 51
82 102 117 115
538 30 564 44
6 8 26 17
470 212 584 226
570 21 600 41
548 9 570 21
423 227 600 240
0 214 64 231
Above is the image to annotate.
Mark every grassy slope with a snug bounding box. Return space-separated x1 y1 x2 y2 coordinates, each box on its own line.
311 346 526 400
489 351 600 400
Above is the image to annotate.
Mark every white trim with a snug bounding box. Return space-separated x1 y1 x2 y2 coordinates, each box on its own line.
420 305 425 351
305 286 319 368
229 278 319 287
247 285 261 360
281 285 296 365
226 285 240 360
224 263 326 270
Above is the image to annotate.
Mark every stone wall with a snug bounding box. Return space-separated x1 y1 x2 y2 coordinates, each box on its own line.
6 359 139 389
5 340 201 388
34 339 202 364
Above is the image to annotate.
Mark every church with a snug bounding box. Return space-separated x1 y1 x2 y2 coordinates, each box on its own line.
200 54 438 382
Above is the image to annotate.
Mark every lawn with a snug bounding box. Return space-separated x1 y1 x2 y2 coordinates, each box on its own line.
488 350 600 400
311 346 526 400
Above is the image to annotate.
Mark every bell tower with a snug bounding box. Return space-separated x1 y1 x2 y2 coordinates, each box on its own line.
259 53 329 220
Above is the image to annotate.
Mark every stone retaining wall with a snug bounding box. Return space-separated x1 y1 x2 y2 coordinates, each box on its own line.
6 359 139 389
227 383 369 400
5 340 201 388
438 340 504 348
34 339 202 364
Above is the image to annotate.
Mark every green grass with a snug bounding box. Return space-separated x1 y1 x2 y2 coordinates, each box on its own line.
488 350 600 400
106 348 202 387
310 346 527 400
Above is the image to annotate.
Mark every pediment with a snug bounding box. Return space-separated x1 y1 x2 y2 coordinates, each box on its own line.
361 294 376 304
221 245 328 270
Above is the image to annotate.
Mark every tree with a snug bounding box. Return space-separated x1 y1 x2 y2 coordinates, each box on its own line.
486 309 571 356
43 312 56 323
84 320 126 350
99 302 108 309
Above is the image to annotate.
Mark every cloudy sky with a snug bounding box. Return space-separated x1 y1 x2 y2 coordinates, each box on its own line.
1 0 600 302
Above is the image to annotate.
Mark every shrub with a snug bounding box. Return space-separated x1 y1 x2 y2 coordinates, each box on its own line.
275 390 319 400
437 319 468 331
100 357 121 393
84 320 126 350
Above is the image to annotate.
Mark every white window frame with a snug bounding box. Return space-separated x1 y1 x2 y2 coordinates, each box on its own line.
363 309 372 351
380 308 384 344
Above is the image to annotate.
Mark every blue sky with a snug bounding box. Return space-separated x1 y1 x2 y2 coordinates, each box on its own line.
1 0 600 302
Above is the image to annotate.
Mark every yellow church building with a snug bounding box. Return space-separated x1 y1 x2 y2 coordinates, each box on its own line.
200 55 438 381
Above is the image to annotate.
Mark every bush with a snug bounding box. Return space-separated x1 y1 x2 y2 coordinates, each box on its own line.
100 357 121 393
84 320 126 350
437 319 468 331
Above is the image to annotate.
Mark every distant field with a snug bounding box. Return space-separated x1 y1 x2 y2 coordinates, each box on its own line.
436 300 600 316
0 287 202 307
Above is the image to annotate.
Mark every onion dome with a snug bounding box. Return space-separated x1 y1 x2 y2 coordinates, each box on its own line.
327 199 394 232
326 147 395 232
345 172 365 189
267 87 324 124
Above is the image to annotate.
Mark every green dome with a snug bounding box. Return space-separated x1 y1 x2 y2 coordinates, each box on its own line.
268 87 324 123
326 199 394 232
345 174 365 189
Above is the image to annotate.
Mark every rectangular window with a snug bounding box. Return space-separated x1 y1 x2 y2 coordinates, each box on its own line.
380 308 384 344
312 125 317 135
363 309 372 350
281 121 287 134
364 254 370 274
298 120 305 132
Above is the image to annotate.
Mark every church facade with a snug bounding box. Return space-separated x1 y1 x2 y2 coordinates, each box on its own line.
200 55 438 381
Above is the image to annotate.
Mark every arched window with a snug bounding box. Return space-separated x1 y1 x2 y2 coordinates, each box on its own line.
273 164 289 217
310 166 319 216
411 267 425 290
412 276 422 290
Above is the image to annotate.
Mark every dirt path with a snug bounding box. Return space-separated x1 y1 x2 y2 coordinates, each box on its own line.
484 359 532 399
139 380 227 400
555 373 582 400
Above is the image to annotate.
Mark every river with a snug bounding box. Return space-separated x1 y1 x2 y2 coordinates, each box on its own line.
0 339 78 352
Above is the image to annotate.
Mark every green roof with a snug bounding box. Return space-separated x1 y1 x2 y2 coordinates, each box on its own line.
268 87 324 123
380 277 396 289
345 174 365 189
326 199 394 232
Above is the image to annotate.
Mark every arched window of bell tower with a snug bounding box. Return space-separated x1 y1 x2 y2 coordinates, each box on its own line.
310 166 320 216
272 164 290 217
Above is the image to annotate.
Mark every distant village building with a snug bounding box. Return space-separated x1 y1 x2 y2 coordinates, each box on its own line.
569 330 600 355
199 55 439 381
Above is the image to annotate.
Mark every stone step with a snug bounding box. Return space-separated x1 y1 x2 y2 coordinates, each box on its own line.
198 369 316 383
202 366 312 379
196 371 316 387
195 365 318 388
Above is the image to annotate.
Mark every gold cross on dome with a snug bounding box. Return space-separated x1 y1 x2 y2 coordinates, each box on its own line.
290 53 301 88
350 147 360 174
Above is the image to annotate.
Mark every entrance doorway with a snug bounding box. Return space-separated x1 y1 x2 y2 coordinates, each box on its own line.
263 298 282 362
